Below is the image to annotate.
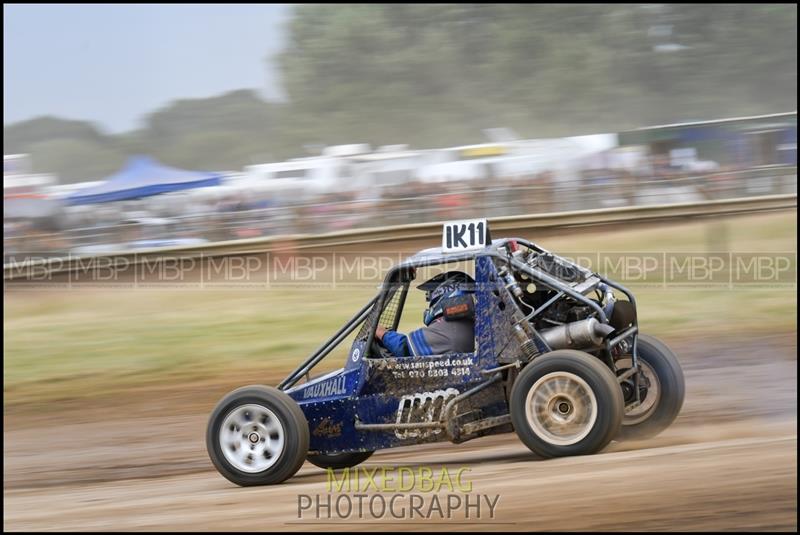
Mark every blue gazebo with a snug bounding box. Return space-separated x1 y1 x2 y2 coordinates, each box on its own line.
66 156 222 205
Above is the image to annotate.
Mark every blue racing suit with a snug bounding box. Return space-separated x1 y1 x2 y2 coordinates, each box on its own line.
380 318 474 357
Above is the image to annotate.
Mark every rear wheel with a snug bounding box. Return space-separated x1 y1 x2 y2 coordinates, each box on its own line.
307 451 374 470
510 350 624 458
616 334 685 441
206 385 309 486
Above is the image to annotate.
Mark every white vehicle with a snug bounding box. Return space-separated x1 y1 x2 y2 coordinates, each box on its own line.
347 146 427 189
243 146 370 203
243 144 434 201
414 138 608 185
416 153 557 184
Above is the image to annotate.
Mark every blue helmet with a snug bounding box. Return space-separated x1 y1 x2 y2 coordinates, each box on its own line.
418 271 475 326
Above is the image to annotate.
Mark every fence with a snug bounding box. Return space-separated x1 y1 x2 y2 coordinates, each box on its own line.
3 164 796 264
5 193 796 281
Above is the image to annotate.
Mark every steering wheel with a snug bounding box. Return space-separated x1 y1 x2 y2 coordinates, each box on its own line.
370 335 395 359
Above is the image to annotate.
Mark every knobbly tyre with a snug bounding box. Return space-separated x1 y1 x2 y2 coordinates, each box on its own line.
206 218 685 486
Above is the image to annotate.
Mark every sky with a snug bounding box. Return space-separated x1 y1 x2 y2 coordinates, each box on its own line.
3 4 293 133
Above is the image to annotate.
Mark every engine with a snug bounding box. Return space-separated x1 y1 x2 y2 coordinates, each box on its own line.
498 247 624 352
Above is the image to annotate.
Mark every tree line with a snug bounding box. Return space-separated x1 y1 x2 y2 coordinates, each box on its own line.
4 4 796 183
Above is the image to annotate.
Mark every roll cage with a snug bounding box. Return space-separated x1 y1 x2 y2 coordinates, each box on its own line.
278 237 641 394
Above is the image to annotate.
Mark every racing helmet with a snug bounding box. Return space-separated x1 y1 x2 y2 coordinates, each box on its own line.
418 271 476 326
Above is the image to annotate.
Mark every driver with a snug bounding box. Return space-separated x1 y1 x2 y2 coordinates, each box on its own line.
374 271 475 357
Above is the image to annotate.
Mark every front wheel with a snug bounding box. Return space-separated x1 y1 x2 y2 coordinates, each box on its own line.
206 385 309 486
615 334 685 441
510 350 624 458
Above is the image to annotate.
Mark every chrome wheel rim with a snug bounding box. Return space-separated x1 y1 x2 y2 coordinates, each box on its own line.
220 404 285 473
617 358 661 426
526 371 598 446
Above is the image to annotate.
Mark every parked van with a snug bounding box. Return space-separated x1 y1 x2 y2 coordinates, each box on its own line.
242 145 371 203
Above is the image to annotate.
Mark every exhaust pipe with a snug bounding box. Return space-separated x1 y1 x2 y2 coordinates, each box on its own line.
540 318 615 350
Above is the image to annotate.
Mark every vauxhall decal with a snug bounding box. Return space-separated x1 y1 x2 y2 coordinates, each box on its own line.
303 375 347 399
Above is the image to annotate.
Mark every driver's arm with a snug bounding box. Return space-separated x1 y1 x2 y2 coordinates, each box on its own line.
375 326 411 357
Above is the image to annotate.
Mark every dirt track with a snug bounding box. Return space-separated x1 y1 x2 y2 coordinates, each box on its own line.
3 333 797 531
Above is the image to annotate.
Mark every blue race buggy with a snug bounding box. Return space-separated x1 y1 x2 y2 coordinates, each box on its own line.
207 220 685 486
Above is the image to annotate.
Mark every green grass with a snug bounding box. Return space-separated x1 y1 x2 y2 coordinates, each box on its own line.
4 212 796 406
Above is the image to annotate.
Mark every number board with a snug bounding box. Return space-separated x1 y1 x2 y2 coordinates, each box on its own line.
442 219 490 253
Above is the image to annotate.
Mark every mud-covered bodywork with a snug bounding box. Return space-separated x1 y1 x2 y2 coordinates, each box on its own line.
279 238 640 455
